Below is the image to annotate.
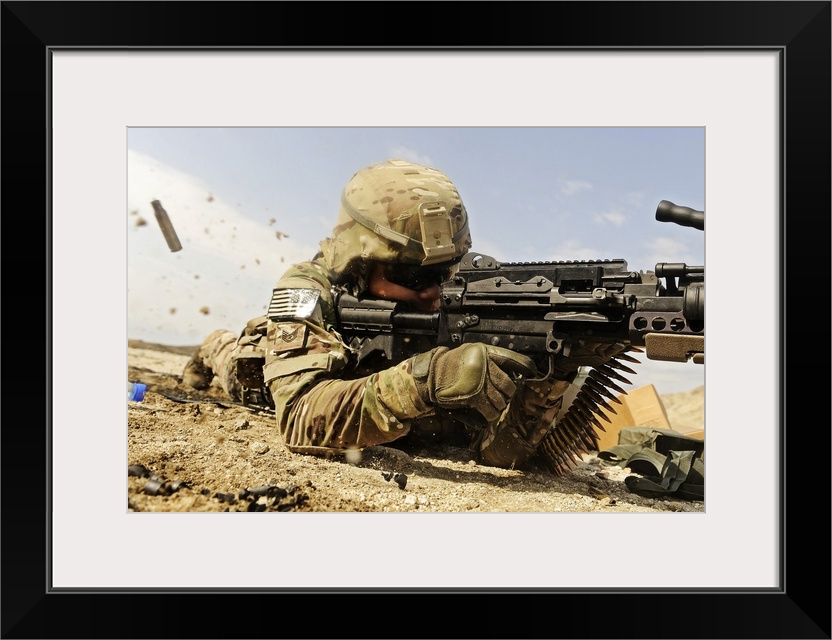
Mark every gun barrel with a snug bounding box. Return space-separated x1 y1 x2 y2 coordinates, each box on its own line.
654 262 704 278
655 200 704 231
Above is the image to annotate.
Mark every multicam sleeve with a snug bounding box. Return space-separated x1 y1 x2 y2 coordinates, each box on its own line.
265 342 433 454
262 264 432 455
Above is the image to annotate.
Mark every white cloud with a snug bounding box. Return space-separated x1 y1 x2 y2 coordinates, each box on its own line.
623 190 646 207
643 235 697 266
546 238 605 262
594 209 628 227
559 178 592 195
388 146 434 167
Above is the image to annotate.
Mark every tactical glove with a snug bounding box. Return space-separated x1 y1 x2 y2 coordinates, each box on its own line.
411 344 538 426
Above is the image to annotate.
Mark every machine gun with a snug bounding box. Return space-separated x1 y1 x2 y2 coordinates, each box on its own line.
336 200 704 475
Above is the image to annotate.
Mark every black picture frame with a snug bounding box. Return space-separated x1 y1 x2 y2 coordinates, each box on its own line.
3 2 829 638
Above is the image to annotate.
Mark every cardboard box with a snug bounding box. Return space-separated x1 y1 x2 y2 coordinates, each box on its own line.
673 424 705 441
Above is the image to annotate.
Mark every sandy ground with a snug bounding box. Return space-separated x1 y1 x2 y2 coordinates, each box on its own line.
127 340 705 513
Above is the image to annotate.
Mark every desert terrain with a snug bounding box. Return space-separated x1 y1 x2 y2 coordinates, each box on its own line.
127 340 705 513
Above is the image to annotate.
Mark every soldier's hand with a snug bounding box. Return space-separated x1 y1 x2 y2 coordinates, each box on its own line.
411 344 538 425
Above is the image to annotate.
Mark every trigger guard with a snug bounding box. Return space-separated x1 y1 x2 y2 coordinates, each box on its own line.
526 355 554 382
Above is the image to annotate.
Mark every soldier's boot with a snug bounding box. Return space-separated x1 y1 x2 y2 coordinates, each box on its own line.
182 353 214 389
182 329 238 390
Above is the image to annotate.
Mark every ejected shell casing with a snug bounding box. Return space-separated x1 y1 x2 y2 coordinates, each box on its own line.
150 199 183 252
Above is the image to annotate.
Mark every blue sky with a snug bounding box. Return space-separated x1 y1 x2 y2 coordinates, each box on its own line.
127 126 704 393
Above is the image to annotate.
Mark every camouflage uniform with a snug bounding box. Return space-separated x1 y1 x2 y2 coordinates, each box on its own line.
184 159 572 469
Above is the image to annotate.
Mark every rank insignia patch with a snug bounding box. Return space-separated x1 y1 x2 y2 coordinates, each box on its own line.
267 322 307 351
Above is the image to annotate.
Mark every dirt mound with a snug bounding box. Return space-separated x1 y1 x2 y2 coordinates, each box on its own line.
128 339 199 357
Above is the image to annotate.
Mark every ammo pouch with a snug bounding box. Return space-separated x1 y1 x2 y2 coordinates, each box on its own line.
598 427 704 501
233 316 271 408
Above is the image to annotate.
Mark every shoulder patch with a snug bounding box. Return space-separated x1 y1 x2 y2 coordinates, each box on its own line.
268 288 321 320
267 321 308 352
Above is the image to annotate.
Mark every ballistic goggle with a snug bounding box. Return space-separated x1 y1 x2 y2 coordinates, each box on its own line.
383 260 459 291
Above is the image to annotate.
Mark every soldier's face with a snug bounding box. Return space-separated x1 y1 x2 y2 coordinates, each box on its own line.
367 263 441 312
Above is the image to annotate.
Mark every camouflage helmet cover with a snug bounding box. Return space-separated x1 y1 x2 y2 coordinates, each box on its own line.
321 159 472 275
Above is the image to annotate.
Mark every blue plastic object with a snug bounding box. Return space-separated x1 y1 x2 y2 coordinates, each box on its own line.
128 382 147 402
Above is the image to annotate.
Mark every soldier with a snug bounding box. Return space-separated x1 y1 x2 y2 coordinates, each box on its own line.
183 158 578 468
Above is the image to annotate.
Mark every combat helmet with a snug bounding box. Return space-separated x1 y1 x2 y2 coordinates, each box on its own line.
321 159 472 276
